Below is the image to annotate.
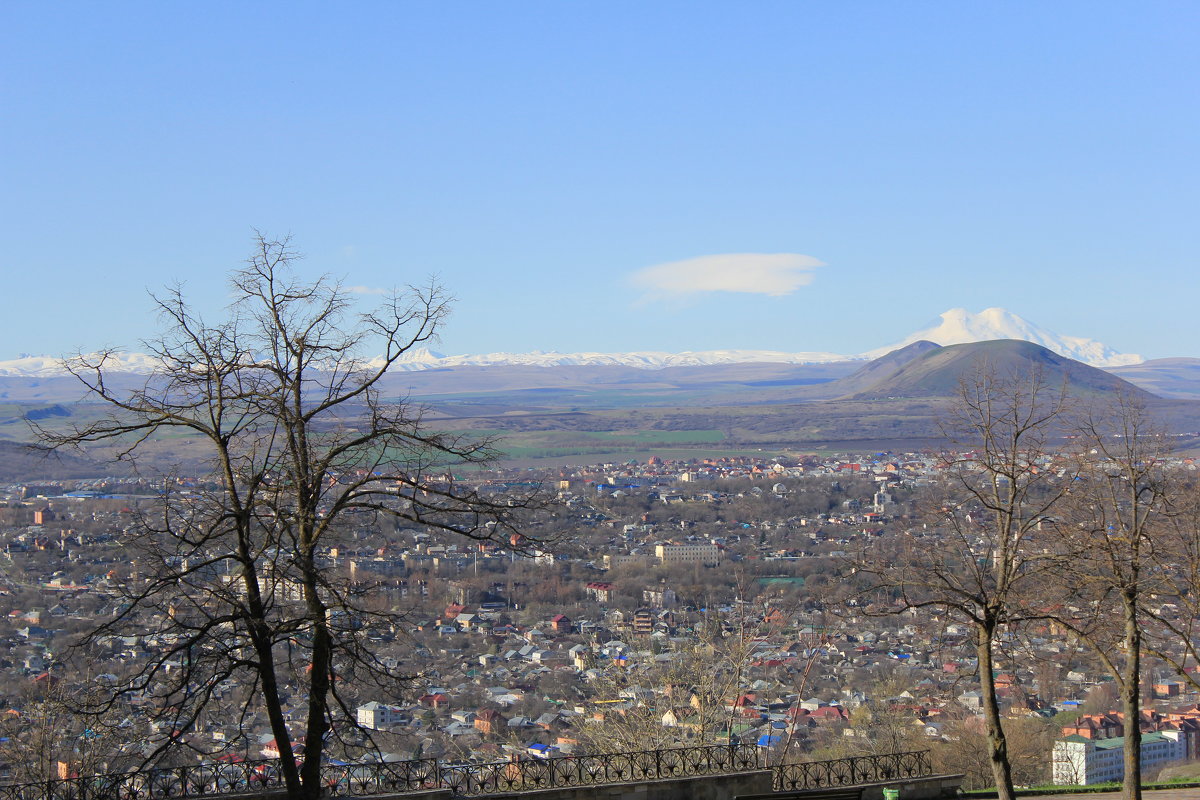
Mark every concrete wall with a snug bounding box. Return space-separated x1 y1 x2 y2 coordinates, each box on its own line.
858 774 964 800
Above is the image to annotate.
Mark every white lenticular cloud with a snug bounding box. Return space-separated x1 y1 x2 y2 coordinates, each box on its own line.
346 285 389 296
630 253 825 298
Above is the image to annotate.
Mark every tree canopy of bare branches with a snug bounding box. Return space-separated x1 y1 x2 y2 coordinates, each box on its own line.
1048 393 1176 800
39 236 540 799
856 365 1072 800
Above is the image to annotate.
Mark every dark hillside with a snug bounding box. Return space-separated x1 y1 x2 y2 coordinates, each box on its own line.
844 339 1154 400
820 340 942 398
0 439 126 481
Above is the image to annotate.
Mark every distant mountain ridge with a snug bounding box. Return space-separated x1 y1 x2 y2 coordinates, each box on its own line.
1109 358 1200 400
0 307 1147 377
2 338 1198 472
386 346 851 370
0 352 162 377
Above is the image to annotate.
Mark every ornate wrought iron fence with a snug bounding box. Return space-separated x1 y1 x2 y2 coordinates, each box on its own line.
0 745 929 799
772 750 932 792
437 742 762 796
322 757 440 796
0 759 294 800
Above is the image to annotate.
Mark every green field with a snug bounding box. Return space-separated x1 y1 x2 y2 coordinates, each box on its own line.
573 429 725 444
468 428 730 463
478 447 783 469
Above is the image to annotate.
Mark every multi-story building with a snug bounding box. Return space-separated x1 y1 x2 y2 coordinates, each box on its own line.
655 543 721 566
631 608 655 635
603 554 643 569
585 581 615 603
356 701 409 730
1052 731 1186 785
643 586 678 607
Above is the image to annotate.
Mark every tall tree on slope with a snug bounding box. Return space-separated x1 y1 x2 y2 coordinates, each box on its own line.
41 235 540 799
856 365 1071 800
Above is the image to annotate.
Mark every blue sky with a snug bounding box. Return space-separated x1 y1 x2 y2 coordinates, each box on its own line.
2 2 1196 361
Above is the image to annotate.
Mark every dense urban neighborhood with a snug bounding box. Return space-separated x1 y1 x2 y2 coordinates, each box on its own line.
3 447 1199 793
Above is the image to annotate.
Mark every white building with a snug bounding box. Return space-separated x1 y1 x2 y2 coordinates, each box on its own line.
1052 732 1186 785
643 586 678 607
356 701 408 730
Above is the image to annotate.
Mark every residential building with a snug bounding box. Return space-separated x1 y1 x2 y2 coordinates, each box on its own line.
585 582 615 603
655 543 720 566
356 701 408 730
1052 732 1186 785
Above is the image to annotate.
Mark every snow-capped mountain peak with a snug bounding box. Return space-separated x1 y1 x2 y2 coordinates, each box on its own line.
863 307 1142 368
393 346 446 364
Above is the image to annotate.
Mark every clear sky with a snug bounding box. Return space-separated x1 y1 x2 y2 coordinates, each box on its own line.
2 2 1197 361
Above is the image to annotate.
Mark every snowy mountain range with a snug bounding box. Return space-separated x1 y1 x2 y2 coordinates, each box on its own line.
0 308 1144 376
0 351 163 377
383 347 851 370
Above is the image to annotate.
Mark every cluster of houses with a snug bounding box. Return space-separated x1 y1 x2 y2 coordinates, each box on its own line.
3 452 1200 784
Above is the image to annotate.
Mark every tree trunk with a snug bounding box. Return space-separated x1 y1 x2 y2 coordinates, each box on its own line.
977 622 1015 800
241 545 301 796
1121 591 1142 800
253 628 301 796
299 546 332 800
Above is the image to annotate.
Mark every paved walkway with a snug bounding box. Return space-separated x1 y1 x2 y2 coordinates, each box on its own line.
1021 790 1200 800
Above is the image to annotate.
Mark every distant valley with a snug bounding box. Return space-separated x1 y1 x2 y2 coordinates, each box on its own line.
3 337 1199 476
3 308 1197 471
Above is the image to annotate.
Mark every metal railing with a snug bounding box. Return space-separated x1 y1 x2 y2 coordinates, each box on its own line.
0 746 930 799
0 760 292 800
436 742 761 796
772 749 932 792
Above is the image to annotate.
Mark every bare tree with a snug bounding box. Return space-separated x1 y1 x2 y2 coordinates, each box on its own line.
855 365 1071 800
575 629 761 754
932 715 1053 790
39 236 540 800
1141 477 1200 691
0 671 135 785
1049 393 1175 800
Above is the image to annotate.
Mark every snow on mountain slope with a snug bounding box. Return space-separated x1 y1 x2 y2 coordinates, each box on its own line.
375 348 852 370
0 352 161 377
0 307 1141 374
862 308 1143 368
0 348 852 376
